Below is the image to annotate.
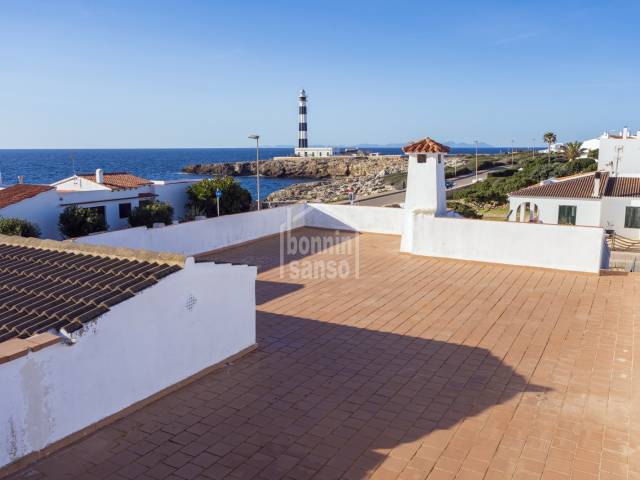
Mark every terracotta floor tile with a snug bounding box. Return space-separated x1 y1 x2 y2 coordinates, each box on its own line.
6 229 639 480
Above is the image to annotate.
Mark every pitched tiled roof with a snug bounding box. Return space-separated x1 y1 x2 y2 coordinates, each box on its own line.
510 172 640 198
0 238 182 343
402 138 451 154
0 184 53 209
78 172 152 190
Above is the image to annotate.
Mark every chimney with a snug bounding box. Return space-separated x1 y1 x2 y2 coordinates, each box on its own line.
17 175 24 184
95 168 104 184
622 126 629 139
593 171 601 198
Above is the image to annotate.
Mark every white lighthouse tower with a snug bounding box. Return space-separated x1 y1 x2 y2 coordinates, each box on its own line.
400 137 450 252
298 89 308 148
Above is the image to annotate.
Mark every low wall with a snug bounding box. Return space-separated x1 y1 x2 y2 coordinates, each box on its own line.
0 259 256 470
76 204 308 255
403 213 606 273
75 204 401 255
305 204 404 235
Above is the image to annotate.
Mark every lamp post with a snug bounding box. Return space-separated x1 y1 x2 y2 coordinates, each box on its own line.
511 139 514 167
474 140 479 183
248 134 260 210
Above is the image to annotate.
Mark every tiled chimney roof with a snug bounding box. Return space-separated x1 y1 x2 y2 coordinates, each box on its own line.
402 138 451 154
78 172 152 190
0 236 182 343
0 184 53 209
510 172 640 198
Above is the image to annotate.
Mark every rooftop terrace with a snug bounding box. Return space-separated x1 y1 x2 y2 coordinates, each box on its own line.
9 228 639 480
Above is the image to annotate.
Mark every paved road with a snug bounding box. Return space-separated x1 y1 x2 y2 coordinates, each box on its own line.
352 166 507 207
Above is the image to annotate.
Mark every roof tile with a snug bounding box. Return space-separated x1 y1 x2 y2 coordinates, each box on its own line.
0 240 182 343
0 184 53 209
78 172 152 190
402 137 451 154
510 172 640 199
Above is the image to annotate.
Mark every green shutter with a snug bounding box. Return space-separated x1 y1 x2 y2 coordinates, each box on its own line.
558 205 577 225
624 207 640 228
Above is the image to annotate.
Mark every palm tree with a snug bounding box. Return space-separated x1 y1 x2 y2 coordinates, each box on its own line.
560 141 586 162
543 132 557 164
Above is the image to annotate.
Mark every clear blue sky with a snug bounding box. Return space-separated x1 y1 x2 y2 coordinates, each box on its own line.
0 0 638 148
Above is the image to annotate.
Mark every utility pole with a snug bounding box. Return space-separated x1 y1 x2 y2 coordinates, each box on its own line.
248 134 261 210
474 140 479 182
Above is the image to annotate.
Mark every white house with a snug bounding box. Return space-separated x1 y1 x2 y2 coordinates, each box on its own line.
52 170 198 231
509 128 640 239
509 171 640 239
294 147 334 157
0 185 61 239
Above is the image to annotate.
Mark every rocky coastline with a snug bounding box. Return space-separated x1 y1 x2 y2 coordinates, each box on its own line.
183 154 408 203
182 155 407 178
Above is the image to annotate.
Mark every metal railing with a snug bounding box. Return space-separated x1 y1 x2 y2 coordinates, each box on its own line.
607 233 640 253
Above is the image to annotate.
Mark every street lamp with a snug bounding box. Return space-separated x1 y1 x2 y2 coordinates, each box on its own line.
248 134 260 210
511 139 514 167
474 140 479 183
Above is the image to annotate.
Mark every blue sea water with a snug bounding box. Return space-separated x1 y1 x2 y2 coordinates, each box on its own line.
0 147 517 198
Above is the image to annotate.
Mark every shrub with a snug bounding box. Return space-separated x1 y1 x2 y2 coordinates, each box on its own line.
128 201 174 228
58 206 108 238
447 201 481 219
186 177 252 217
0 218 41 237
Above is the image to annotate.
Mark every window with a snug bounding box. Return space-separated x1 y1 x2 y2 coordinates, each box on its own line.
89 206 106 218
624 206 640 228
119 202 132 219
558 205 577 225
417 154 426 163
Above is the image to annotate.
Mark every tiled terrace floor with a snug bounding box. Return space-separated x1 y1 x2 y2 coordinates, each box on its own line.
9 228 640 480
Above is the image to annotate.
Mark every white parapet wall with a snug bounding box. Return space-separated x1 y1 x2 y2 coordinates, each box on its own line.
404 213 607 273
76 204 309 255
305 204 404 234
0 259 256 469
75 204 403 255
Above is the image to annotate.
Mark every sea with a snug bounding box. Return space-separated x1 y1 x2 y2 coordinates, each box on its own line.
0 147 517 199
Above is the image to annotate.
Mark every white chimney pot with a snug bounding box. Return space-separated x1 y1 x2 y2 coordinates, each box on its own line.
95 168 104 184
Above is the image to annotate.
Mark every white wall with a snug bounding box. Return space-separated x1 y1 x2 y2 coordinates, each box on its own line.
0 190 63 240
509 196 602 226
404 213 606 273
0 259 256 469
600 196 640 239
76 204 308 255
152 180 198 221
53 176 110 191
305 204 404 235
598 137 640 176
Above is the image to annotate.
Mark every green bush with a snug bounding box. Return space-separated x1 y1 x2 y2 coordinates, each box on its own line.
186 177 252 217
128 201 174 228
58 206 108 238
0 218 41 237
446 201 481 219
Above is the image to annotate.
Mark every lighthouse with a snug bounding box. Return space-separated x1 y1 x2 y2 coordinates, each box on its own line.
298 89 308 148
294 89 333 157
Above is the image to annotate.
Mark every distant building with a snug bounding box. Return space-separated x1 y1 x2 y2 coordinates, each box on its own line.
293 89 334 158
0 170 199 239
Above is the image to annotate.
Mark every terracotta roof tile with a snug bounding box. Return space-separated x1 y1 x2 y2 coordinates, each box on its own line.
402 137 451 154
510 172 640 198
0 184 53 209
78 172 152 190
0 240 181 343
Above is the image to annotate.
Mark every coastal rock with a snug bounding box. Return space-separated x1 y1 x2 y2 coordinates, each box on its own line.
183 155 407 179
265 174 397 204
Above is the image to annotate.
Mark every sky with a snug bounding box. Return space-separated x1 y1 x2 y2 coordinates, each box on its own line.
0 0 638 148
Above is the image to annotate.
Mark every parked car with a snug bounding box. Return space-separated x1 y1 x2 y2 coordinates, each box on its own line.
445 180 456 189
